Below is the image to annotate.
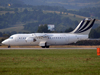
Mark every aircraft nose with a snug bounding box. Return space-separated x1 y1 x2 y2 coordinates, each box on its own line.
2 40 10 45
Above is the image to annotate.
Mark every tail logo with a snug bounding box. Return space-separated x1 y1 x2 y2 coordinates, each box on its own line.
74 18 95 33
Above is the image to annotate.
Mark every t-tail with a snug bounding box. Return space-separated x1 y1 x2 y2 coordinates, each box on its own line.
71 18 96 35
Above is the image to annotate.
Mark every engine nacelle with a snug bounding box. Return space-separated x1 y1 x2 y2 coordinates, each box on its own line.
25 37 36 43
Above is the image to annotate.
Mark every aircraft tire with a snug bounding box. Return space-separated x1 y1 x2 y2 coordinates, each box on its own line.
46 46 49 48
8 45 11 48
41 46 45 48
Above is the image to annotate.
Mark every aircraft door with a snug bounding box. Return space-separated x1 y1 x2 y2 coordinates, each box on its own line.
15 36 19 42
65 35 69 44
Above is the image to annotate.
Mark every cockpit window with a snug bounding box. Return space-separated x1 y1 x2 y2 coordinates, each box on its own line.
9 37 13 39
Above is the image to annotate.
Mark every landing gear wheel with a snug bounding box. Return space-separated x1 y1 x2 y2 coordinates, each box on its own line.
46 46 49 48
8 45 11 48
45 42 49 48
41 46 45 48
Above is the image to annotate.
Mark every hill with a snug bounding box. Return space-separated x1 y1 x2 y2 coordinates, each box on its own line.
0 0 24 6
22 0 100 9
0 6 100 33
0 8 85 32
0 0 100 9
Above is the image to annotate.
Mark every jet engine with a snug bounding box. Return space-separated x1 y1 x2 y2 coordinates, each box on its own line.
25 37 36 43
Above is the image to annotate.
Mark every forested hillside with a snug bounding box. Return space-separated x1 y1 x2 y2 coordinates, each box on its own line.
0 0 24 6
67 7 100 19
1 6 100 32
0 8 78 32
0 0 100 9
22 0 100 9
0 0 100 38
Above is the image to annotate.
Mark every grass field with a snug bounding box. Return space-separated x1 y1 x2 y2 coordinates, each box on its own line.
0 49 100 75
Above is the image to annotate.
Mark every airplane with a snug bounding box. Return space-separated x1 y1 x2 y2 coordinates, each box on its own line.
2 18 96 48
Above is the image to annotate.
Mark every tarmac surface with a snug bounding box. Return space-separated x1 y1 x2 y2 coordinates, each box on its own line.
0 48 96 50
0 45 99 50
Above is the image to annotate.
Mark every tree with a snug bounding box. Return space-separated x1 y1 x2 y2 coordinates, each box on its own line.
89 29 98 38
37 24 50 33
23 9 28 14
14 8 18 13
0 32 3 37
65 27 73 32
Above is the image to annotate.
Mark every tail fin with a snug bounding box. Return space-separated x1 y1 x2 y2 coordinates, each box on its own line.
71 18 96 35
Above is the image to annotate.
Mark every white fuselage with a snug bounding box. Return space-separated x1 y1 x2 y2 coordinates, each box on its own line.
2 33 88 46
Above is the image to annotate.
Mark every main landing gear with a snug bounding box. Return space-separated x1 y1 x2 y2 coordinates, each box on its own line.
41 46 49 48
8 45 11 48
41 42 49 48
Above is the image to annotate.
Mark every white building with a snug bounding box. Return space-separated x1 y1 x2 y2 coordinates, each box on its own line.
39 24 55 31
48 24 55 31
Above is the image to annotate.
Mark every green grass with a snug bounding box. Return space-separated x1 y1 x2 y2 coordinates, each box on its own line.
0 49 100 75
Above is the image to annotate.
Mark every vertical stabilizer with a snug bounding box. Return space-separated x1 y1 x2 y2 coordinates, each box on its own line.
71 18 96 35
